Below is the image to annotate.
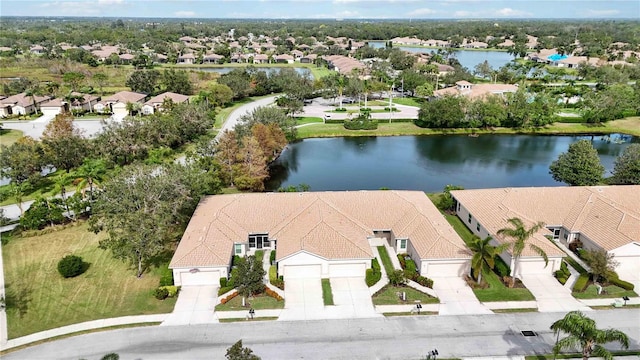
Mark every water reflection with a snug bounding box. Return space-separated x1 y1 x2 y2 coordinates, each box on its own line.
267 134 636 192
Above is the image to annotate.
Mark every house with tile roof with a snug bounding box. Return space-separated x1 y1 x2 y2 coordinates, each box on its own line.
142 92 190 115
0 93 52 115
169 191 470 286
433 81 518 100
451 186 640 287
94 91 146 117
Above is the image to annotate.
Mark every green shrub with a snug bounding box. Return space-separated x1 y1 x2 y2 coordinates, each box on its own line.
343 118 378 130
324 119 345 124
371 258 381 273
405 258 417 274
366 268 382 287
57 255 86 278
220 277 228 287
494 257 511 277
154 287 169 300
334 108 347 112
159 265 174 286
160 285 179 297
360 107 372 112
609 277 634 291
560 261 569 274
415 276 434 288
572 274 590 292
218 286 235 296
270 250 276 264
388 269 407 286
397 254 406 269
21 197 66 230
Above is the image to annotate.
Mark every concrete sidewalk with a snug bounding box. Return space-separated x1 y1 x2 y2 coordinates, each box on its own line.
1 314 168 351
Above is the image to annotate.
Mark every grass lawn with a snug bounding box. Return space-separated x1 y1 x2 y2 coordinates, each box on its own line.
492 308 538 313
215 293 284 311
372 285 439 305
214 93 282 128
0 129 24 148
377 246 395 275
2 223 176 339
572 284 637 299
322 279 334 305
392 98 423 107
443 212 476 245
218 317 278 323
295 116 640 139
295 116 323 125
472 271 535 302
0 169 79 206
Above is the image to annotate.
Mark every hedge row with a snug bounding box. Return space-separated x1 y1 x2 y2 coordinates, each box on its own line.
344 119 378 130
265 287 283 301
220 291 238 304
494 257 511 278
366 258 382 287
610 277 635 291
572 274 590 292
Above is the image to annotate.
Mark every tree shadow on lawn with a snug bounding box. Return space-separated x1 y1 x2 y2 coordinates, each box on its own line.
4 281 33 318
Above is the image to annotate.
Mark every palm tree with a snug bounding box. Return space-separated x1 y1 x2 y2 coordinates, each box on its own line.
74 158 107 202
496 217 548 287
53 173 73 221
468 236 510 285
550 311 629 360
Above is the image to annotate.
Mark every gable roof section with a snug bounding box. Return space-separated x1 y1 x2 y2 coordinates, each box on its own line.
170 191 469 268
451 186 640 254
103 91 146 104
144 92 190 106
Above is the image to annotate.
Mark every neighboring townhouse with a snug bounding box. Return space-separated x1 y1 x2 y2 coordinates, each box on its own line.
68 92 99 112
300 54 317 64
0 93 52 115
433 81 518 99
253 54 269 64
170 191 470 286
39 98 69 116
275 54 294 64
177 53 196 64
142 92 190 115
451 186 640 287
323 55 366 75
203 53 224 64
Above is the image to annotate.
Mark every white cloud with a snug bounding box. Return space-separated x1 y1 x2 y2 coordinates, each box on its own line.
408 8 437 16
494 7 532 17
38 1 101 14
585 9 620 16
175 10 196 17
453 10 473 17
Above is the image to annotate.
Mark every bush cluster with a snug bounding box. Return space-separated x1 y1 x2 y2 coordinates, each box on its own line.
343 118 378 130
265 287 283 301
554 261 571 285
397 254 435 288
159 266 174 287
154 287 169 300
494 257 511 277
610 276 634 291
269 251 276 265
366 258 382 287
334 108 347 112
57 255 86 278
160 285 179 297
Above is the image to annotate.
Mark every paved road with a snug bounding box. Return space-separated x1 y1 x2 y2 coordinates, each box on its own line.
215 95 278 140
4 310 638 360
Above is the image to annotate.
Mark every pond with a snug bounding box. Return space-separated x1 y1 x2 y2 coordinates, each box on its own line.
367 41 514 70
266 134 637 193
189 66 313 78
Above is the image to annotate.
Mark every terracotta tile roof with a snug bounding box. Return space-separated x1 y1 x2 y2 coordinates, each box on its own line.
170 191 469 268
102 91 146 104
434 83 518 100
144 92 189 106
451 186 640 254
40 98 66 107
1 93 51 107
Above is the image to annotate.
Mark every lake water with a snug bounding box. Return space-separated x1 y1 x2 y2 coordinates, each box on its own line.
367 41 514 70
190 67 313 78
266 134 637 193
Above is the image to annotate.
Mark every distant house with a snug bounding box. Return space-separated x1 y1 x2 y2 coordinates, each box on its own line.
291 49 304 60
39 98 69 117
95 91 146 118
68 92 99 112
118 53 135 64
323 55 366 75
177 53 195 65
154 53 168 63
0 93 52 115
433 81 518 99
203 53 224 64
30 45 45 55
253 54 269 64
142 92 190 115
300 54 317 64
464 41 488 49
275 54 294 64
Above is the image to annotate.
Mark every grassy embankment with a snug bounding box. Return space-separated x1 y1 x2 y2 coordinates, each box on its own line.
0 129 24 148
297 117 640 139
2 223 176 339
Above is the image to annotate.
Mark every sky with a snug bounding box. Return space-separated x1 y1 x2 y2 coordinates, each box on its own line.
2 0 639 19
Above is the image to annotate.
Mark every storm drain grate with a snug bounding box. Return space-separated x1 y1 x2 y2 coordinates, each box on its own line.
521 330 537 337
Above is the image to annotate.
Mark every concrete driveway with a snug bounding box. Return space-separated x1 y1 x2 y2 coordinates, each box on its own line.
161 286 218 326
279 278 324 321
325 277 379 319
432 276 492 315
520 274 592 313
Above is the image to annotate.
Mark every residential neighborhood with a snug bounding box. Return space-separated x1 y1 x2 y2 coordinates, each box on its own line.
0 11 639 360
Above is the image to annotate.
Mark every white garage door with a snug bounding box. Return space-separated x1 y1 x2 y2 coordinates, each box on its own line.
283 264 322 279
41 107 61 116
517 260 550 275
180 270 220 286
328 263 366 278
424 261 467 278
113 107 128 117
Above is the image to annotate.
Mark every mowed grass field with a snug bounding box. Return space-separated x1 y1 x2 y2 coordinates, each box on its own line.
2 223 176 339
0 129 24 148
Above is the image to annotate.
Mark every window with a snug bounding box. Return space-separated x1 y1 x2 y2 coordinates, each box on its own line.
457 202 460 212
553 228 560 240
234 244 242 255
468 214 472 224
399 239 407 250
248 234 269 249
476 223 481 232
